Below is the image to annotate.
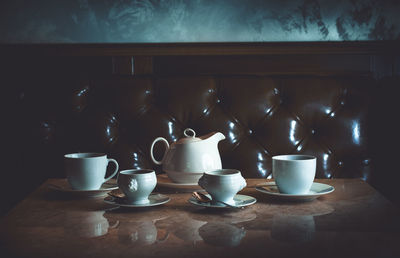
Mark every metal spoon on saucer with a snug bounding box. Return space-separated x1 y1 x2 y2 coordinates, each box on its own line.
192 192 243 209
107 189 125 202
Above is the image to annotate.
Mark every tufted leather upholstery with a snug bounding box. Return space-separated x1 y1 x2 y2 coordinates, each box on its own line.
18 74 375 182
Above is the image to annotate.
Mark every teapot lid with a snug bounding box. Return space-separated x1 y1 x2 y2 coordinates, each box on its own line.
176 128 202 144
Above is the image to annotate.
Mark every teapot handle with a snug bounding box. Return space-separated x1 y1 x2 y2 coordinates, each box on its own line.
150 137 170 165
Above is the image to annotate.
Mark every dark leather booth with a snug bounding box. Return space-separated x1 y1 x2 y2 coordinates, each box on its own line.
1 42 399 214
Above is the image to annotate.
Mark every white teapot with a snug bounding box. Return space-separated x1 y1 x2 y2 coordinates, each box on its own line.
150 128 225 183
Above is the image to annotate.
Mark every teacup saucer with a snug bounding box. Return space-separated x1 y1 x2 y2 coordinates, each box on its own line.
255 182 334 201
48 179 118 198
104 193 170 208
156 174 204 192
188 194 256 209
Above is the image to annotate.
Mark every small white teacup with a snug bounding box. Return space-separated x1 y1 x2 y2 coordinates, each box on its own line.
272 154 316 194
198 169 247 206
64 153 119 190
117 169 157 205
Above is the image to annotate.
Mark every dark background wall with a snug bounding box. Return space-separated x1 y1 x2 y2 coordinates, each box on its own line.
1 0 399 43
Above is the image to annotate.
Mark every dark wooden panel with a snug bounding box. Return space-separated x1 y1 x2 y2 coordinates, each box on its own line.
133 56 153 75
38 56 112 77
154 55 372 76
1 41 399 57
112 56 133 75
1 42 397 78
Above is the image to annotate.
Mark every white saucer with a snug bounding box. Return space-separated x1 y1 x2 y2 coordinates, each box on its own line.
48 179 118 198
156 174 203 192
255 182 334 201
104 193 170 208
188 194 256 209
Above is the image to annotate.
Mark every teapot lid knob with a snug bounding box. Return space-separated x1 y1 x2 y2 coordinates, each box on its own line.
176 128 202 144
183 128 196 138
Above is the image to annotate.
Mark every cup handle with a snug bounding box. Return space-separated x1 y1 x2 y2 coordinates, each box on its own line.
104 158 119 183
240 177 247 190
198 174 207 189
150 137 170 165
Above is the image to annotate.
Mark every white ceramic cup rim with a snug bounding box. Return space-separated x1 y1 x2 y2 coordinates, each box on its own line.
119 169 155 176
272 154 316 161
204 169 241 176
64 153 106 159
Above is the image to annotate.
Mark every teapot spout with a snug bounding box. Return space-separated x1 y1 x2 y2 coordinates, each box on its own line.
202 131 226 143
213 132 226 142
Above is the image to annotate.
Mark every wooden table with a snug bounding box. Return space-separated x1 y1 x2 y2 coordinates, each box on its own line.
1 179 399 258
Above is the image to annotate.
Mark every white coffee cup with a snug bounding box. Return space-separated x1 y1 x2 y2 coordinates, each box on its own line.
272 155 316 194
198 169 247 205
64 153 119 190
117 169 157 205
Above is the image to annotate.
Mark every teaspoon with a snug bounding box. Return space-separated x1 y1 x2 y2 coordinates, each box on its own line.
192 192 243 209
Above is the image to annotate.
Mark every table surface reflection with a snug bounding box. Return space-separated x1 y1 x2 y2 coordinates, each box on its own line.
1 178 399 258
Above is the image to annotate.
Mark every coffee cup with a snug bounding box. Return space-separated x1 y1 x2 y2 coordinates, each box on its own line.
198 169 247 205
272 154 316 194
117 169 157 204
64 153 119 190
